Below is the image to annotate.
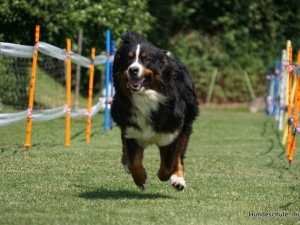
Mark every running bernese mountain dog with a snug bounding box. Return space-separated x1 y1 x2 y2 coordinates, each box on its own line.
111 30 199 191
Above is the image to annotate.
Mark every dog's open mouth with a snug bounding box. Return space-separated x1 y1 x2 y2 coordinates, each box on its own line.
126 76 151 93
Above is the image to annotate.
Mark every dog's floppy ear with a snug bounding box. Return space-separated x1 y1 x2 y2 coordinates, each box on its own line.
160 49 173 58
158 49 172 65
160 50 173 83
157 48 171 68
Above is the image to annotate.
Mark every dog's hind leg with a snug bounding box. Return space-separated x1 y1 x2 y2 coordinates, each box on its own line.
122 136 148 190
170 133 190 191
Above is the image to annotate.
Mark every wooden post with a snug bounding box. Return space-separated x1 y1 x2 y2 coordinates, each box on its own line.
243 71 256 100
206 67 218 106
74 29 83 110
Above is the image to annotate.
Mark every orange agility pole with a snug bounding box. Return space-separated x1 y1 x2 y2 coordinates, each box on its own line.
24 25 40 150
86 48 96 142
286 42 293 160
288 51 300 164
65 38 72 147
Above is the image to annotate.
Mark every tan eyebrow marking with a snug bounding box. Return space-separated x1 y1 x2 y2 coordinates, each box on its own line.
141 52 147 58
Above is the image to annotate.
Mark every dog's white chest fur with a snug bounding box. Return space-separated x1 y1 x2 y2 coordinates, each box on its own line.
125 89 176 147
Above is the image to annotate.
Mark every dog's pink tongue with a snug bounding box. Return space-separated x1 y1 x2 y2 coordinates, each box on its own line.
126 78 144 88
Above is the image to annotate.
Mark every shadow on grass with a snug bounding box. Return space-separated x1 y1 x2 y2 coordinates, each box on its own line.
71 128 102 142
0 145 23 152
280 185 300 210
90 131 99 138
261 118 300 180
78 188 172 200
71 129 85 140
0 147 22 156
261 118 284 148
261 117 289 176
264 137 274 155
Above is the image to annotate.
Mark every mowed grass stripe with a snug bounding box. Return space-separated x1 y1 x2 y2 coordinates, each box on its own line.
1 108 300 225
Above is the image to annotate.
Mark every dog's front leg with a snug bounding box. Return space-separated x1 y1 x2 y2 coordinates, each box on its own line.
157 140 177 182
157 133 189 191
170 133 190 191
157 135 188 191
121 135 148 190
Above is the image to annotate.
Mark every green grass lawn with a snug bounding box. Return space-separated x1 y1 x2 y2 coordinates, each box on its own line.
1 108 300 225
34 66 91 109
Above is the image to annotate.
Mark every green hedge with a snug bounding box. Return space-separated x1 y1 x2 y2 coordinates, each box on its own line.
169 31 266 103
0 56 30 110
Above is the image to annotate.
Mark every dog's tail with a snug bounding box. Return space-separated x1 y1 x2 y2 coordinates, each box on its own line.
121 30 148 44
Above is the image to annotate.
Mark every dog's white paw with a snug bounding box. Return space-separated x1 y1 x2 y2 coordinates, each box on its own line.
123 164 131 174
138 176 149 191
170 174 186 191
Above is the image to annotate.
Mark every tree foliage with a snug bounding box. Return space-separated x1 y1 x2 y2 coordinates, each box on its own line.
0 0 299 103
148 0 300 68
0 0 154 55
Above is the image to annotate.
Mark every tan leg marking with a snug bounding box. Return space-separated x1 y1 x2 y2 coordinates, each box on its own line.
127 146 148 190
171 134 189 191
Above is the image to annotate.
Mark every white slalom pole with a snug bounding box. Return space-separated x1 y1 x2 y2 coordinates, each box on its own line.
278 49 287 131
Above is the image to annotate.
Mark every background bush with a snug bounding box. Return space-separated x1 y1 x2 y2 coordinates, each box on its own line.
0 0 297 104
0 56 30 109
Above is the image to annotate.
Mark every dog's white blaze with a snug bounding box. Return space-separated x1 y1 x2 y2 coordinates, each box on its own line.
125 89 177 147
127 44 143 78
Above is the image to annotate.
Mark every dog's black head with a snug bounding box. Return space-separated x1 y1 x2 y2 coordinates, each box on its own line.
113 30 170 96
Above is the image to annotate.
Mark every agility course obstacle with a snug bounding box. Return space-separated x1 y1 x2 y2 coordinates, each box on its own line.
86 47 96 143
0 26 114 149
65 38 72 147
104 30 111 132
25 25 40 150
266 40 300 165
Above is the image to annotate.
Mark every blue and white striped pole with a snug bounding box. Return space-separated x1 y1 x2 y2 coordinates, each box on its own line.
109 40 115 129
104 30 111 132
273 59 280 117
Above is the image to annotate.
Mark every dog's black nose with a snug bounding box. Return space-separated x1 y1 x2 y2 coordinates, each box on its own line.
128 66 139 77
